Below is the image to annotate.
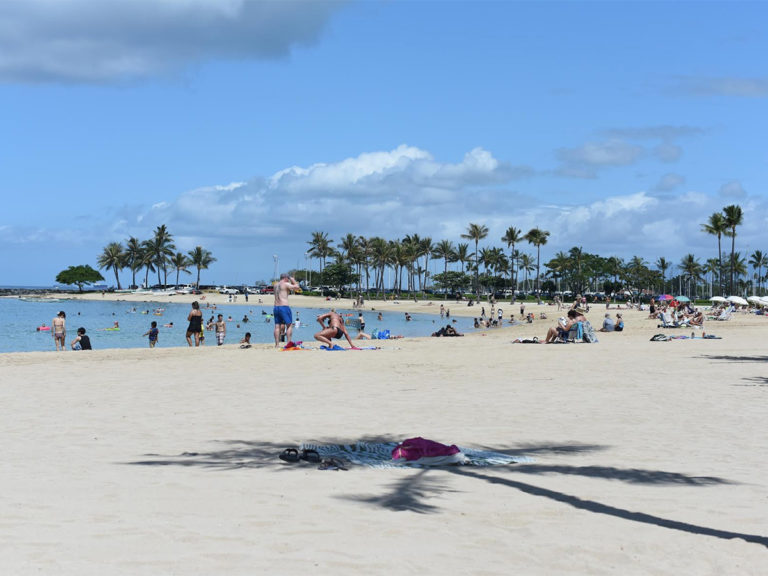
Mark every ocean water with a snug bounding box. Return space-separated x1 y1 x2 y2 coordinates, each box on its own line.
0 297 471 353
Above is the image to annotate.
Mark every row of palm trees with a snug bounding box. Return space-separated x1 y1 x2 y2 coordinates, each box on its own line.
306 224 553 297
96 225 216 289
305 203 760 298
701 204 744 295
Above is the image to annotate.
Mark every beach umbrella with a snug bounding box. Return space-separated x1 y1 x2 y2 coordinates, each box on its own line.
760 297 768 307
747 296 763 304
657 294 673 301
710 296 727 303
728 295 748 306
675 296 691 303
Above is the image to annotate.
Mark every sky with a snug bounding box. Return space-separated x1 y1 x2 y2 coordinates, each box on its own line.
1 0 767 287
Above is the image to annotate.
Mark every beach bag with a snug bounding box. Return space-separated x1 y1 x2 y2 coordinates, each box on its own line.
392 437 461 461
582 321 598 343
650 334 670 341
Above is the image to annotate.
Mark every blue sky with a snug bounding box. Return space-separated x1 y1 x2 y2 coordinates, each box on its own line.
1 0 767 287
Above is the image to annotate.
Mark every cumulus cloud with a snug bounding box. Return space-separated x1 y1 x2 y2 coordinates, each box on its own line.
0 0 347 83
719 180 747 198
2 144 763 283
653 172 686 192
554 140 644 178
673 76 768 98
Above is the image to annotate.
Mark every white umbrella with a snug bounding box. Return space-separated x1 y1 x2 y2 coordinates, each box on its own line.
747 296 763 304
710 296 727 303
728 296 748 306
760 297 768 307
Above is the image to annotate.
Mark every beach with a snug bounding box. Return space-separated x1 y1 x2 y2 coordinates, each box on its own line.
1 295 766 574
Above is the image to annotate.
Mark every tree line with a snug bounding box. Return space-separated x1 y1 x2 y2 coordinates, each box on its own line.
94 225 216 289
303 203 762 299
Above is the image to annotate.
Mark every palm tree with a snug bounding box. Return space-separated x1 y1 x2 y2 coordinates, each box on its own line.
518 253 535 292
679 254 702 299
722 205 744 295
501 226 523 295
524 227 550 298
749 250 767 295
461 223 489 298
655 257 670 294
140 240 157 288
307 231 334 272
701 212 727 295
188 246 217 288
97 242 125 289
124 236 143 289
170 252 192 287
149 225 175 286
454 243 470 273
432 239 455 298
703 258 720 297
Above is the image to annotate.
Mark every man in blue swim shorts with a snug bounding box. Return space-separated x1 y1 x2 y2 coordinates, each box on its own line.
274 273 301 347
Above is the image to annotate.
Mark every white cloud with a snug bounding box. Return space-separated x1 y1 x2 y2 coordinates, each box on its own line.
673 76 768 98
653 172 686 192
0 0 347 83
557 140 644 167
2 145 764 282
719 180 747 198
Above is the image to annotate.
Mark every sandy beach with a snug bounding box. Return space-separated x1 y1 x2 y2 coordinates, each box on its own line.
1 294 766 574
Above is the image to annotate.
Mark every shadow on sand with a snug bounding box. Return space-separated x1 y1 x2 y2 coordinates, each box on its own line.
125 437 767 548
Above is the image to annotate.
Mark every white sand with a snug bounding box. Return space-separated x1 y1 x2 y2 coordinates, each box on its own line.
1 295 767 574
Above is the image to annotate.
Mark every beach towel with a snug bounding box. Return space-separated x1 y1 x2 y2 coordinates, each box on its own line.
298 441 533 469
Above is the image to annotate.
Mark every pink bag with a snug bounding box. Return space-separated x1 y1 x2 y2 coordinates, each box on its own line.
391 437 461 461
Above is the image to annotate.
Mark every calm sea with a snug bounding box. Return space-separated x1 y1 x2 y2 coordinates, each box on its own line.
0 297 470 353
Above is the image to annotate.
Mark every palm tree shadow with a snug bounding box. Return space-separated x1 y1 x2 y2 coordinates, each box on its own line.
698 354 768 363
449 467 768 548
345 469 456 514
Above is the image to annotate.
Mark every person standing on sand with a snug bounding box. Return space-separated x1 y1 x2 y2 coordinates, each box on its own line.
273 273 301 347
52 311 66 351
186 301 203 347
215 314 226 346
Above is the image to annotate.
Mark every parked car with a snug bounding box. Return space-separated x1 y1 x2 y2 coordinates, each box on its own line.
218 286 239 295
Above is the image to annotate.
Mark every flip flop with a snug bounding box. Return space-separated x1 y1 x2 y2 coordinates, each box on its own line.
279 448 300 463
300 449 321 463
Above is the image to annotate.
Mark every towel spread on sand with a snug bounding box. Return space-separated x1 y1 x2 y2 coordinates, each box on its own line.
299 441 533 468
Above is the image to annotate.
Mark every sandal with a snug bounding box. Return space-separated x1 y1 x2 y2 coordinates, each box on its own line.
278 448 300 463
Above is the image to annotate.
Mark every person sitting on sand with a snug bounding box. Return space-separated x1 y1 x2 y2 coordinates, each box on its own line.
599 313 616 332
614 313 624 332
689 311 704 327
314 310 358 349
544 310 581 343
432 324 464 337
70 327 92 350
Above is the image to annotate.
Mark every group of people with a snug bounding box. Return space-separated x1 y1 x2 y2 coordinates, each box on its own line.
50 311 92 351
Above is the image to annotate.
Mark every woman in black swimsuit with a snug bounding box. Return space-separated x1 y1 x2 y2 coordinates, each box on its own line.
186 301 203 347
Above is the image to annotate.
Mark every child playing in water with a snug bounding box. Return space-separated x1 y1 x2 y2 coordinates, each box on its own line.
143 321 159 348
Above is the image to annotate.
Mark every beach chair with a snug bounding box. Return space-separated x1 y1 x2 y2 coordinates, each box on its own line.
714 307 733 321
567 321 583 342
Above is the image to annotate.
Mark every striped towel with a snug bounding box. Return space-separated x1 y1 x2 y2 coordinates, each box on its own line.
300 441 533 469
